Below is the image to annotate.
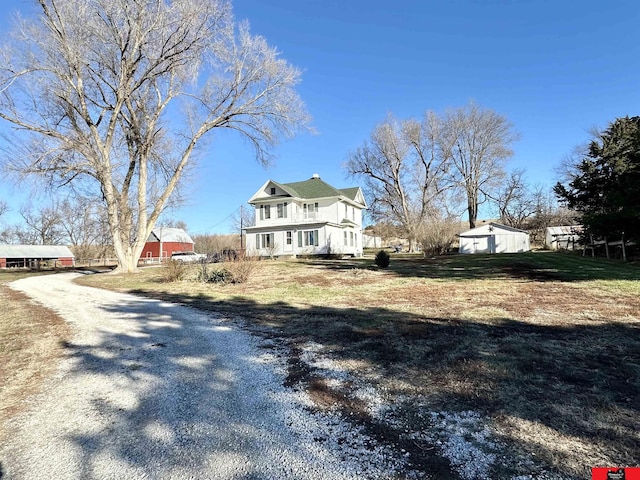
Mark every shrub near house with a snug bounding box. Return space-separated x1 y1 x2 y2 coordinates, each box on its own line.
244 174 367 258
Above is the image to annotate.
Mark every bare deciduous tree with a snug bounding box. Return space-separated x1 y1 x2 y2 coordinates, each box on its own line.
345 114 451 251
440 102 519 228
19 202 66 245
493 169 537 229
231 205 255 234
156 219 188 231
0 200 9 242
527 187 577 245
193 234 223 257
0 0 308 272
58 197 112 259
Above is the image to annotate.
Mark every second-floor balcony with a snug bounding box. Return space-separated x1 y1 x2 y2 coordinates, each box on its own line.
293 212 325 223
257 211 327 226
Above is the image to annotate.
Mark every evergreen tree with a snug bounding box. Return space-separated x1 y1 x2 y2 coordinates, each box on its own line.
555 116 640 241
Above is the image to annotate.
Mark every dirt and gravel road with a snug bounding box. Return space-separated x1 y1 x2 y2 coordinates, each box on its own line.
0 273 405 480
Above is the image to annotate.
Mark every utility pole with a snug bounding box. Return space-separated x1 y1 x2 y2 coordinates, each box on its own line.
240 205 244 250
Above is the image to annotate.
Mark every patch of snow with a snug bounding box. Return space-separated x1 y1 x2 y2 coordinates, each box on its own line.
280 330 580 479
426 411 498 480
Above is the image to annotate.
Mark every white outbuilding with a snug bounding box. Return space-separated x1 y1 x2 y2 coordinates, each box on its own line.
545 225 582 250
458 223 530 254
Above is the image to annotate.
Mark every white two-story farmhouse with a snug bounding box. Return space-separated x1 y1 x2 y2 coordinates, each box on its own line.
245 174 367 258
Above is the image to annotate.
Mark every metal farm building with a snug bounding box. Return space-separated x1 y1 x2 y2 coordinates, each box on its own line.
140 227 195 262
458 223 530 254
0 245 75 268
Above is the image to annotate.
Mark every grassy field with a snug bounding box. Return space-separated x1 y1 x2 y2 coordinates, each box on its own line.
0 270 71 443
74 251 640 478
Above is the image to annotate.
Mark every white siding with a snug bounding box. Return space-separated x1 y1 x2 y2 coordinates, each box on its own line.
247 186 365 258
458 223 530 254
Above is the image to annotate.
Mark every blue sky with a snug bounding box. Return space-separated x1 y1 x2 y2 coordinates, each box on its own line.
0 0 639 234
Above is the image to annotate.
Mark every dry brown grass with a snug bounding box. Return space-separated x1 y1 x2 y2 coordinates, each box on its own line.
0 278 71 442
76 252 640 478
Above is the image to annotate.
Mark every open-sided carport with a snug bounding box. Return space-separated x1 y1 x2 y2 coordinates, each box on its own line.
0 244 75 268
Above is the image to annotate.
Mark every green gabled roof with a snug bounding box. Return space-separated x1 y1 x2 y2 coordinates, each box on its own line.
339 187 359 201
248 175 366 207
281 177 344 199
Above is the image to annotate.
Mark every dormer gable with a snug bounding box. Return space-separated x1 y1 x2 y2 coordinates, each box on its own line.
248 180 293 204
340 187 367 209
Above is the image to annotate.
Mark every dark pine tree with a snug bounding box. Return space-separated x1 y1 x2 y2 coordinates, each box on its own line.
555 116 640 242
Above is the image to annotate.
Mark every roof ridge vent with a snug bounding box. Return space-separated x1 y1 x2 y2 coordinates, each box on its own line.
311 173 320 179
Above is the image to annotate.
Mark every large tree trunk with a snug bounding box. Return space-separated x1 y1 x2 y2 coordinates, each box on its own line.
468 200 477 229
112 243 146 273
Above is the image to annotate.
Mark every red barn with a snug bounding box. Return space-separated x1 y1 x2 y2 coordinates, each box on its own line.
140 227 195 261
0 245 75 268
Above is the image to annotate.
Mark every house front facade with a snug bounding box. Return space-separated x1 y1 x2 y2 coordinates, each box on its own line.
244 174 367 258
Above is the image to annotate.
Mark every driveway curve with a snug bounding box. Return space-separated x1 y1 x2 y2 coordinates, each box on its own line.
1 273 403 479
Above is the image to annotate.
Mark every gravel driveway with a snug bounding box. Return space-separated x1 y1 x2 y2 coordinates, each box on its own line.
0 273 405 480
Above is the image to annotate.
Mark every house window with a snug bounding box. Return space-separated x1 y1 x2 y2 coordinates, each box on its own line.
352 207 355 220
277 202 288 218
270 187 276 195
286 231 292 245
303 202 319 219
350 231 354 246
258 233 273 249
260 204 271 220
297 229 319 247
345 204 348 218
343 231 347 246
307 230 319 246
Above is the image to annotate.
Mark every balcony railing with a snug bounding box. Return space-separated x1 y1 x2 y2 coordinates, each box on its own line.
293 212 324 223
255 212 328 226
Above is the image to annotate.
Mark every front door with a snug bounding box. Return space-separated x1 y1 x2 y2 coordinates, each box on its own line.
284 231 293 252
488 235 496 254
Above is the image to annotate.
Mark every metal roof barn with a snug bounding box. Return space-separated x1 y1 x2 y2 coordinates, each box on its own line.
140 227 195 261
0 245 75 268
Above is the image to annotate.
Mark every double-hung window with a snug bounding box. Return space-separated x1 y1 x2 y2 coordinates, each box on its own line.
297 229 319 247
256 233 274 249
277 202 288 218
260 204 271 220
286 231 292 245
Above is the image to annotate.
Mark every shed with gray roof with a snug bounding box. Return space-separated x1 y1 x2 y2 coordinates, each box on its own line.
458 223 530 254
545 225 582 250
0 245 75 268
